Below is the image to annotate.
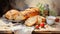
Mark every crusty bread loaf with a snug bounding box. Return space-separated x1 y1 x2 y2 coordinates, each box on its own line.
5 9 25 21
5 9 20 20
25 15 38 26
21 8 40 19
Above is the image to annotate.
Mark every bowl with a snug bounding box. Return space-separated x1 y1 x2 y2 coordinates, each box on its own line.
46 16 56 25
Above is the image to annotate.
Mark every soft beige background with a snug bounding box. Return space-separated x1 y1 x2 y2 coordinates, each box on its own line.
25 0 60 15
11 0 60 15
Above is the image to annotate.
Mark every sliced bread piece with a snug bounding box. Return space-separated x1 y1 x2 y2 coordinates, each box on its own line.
37 15 46 24
25 15 38 26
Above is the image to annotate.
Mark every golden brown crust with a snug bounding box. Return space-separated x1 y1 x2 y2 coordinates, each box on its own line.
5 9 20 20
21 7 40 19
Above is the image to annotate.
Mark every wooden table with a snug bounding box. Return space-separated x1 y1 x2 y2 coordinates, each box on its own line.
32 31 60 34
0 28 14 34
0 31 14 34
32 16 60 34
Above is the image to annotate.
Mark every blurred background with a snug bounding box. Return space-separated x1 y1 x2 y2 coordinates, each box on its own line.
0 0 60 17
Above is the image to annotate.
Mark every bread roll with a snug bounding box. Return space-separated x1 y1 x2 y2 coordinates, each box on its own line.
5 9 25 21
25 15 38 26
5 9 20 20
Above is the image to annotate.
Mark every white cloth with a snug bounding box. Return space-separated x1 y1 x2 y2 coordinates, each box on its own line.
0 18 34 34
10 25 34 34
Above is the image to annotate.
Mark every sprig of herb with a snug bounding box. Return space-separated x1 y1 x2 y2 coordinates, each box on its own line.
36 3 44 16
36 3 57 16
